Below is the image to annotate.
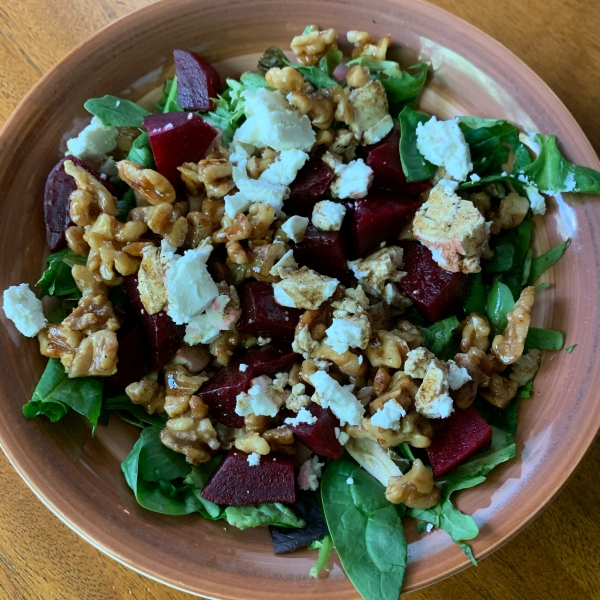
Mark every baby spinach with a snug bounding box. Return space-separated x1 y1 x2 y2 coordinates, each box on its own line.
321 456 407 600
485 280 514 336
308 534 334 577
525 327 564 351
116 189 136 222
104 394 167 428
224 504 305 530
421 316 461 359
84 95 151 128
23 359 103 431
37 248 87 298
155 78 183 113
484 238 514 273
126 131 155 169
566 344 577 354
398 107 437 182
527 239 570 284
464 273 487 315
319 49 343 77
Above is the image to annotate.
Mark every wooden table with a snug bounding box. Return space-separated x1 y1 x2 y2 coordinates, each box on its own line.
1 0 599 598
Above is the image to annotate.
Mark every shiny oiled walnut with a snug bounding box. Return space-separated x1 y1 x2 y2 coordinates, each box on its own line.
117 160 176 205
385 459 440 508
126 378 166 415
160 415 220 465
290 25 338 66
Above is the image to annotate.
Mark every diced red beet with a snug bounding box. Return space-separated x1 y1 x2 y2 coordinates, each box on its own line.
123 275 184 370
236 282 302 342
199 342 300 427
345 190 419 259
399 240 469 323
106 322 152 389
201 448 296 505
282 402 343 459
44 156 104 252
426 407 493 478
365 130 408 192
294 224 348 281
143 112 218 185
284 155 334 217
173 49 221 112
405 180 431 199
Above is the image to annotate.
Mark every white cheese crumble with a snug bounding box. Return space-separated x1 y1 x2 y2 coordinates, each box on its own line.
235 375 286 417
311 200 346 231
347 246 405 297
247 452 261 467
404 347 436 379
284 407 317 426
349 80 393 145
370 399 406 430
297 455 324 491
273 266 338 310
416 116 473 181
269 249 298 279
309 370 365 426
285 383 311 412
66 116 118 162
426 523 434 533
281 215 309 243
184 294 230 345
415 360 454 419
346 477 354 485
334 426 350 445
447 360 471 390
324 315 370 354
330 158 373 199
2 284 47 337
239 363 248 372
525 184 546 215
259 148 309 186
257 336 271 345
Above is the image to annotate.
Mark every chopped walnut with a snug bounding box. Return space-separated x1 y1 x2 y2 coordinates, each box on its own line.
395 320 424 349
346 65 371 88
313 342 366 378
374 370 418 410
480 372 518 409
195 158 235 199
330 86 354 126
209 330 240 366
373 366 391 394
39 324 83 362
329 129 359 162
509 349 541 386
347 412 433 449
460 313 491 352
117 160 176 205
126 378 166 414
71 265 108 297
137 246 167 315
263 427 295 452
65 226 89 255
244 414 272 434
66 330 118 378
246 147 279 179
186 212 213 248
85 232 141 283
234 431 270 455
385 459 440 508
365 330 410 369
248 203 276 239
288 90 335 130
347 30 391 60
161 415 220 465
285 382 311 411
265 67 304 93
290 26 338 66
63 294 120 334
163 365 209 418
490 192 529 234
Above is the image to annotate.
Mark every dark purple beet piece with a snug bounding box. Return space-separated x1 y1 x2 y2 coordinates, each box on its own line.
44 156 103 252
106 322 152 389
283 402 343 459
201 448 296 505
294 224 348 281
199 342 300 427
269 491 329 554
236 281 302 341
345 190 419 259
285 155 334 217
365 129 408 192
399 240 469 323
123 275 184 371
174 49 221 112
426 407 493 478
143 112 218 185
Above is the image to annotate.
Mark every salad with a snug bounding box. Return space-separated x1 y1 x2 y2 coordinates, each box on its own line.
2 24 596 599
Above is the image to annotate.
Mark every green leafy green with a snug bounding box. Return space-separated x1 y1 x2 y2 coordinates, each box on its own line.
116 189 136 222
484 238 514 273
518 380 534 398
485 280 514 336
257 46 289 73
84 95 151 127
309 534 334 577
37 248 87 298
104 394 167 428
473 395 519 435
566 344 577 353
421 316 461 359
458 542 478 566
525 327 564 351
224 503 305 530
23 359 103 431
45 298 78 324
527 239 570 284
321 456 407 600
464 273 487 315
499 220 533 299
319 50 343 76
126 130 155 169
399 107 437 182
156 77 183 113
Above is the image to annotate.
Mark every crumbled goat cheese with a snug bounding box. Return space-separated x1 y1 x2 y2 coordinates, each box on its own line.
346 477 354 485
66 116 118 162
2 284 47 337
239 363 248 372
349 80 393 145
235 375 286 417
297 455 324 491
404 347 436 379
325 314 371 354
446 360 471 390
184 294 232 345
309 370 365 426
356 386 375 405
330 129 359 162
330 158 373 199
257 336 271 345
382 283 412 310
292 323 320 358
347 246 405 297
285 383 312 412
233 88 315 152
415 359 454 419
469 173 481 182
269 249 298 279
137 246 168 314
525 184 546 215
281 215 309 243
416 116 472 181
312 200 346 231
284 407 317 426
426 523 434 533
335 426 350 445
247 452 261 466
370 399 406 430
273 266 339 310
413 181 488 274
259 148 309 186
100 156 119 178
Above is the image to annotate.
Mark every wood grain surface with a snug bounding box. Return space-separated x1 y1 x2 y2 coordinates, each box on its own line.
0 0 599 598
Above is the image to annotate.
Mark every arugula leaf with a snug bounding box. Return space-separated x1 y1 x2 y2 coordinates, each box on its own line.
84 95 151 128
224 503 305 530
37 248 87 298
104 394 167 428
155 77 183 113
116 189 136 222
399 107 437 182
485 280 514 336
295 64 339 89
126 130 155 169
525 327 564 351
421 316 461 359
527 239 570 284
23 359 103 431
321 456 407 600
319 50 343 76
257 46 289 73
309 534 334 577
464 273 488 315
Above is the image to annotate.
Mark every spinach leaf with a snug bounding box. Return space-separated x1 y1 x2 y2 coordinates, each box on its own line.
84 95 151 128
500 220 533 299
295 64 339 89
527 239 570 284
184 459 226 519
421 316 461 359
464 273 488 315
321 456 407 600
155 77 183 113
23 358 103 431
485 280 514 336
319 50 343 76
473 395 520 435
525 327 564 351
399 107 437 182
566 344 577 353
309 534 334 577
517 134 600 195
45 298 78 324
116 189 136 222
126 131 155 169
37 248 87 298
518 380 534 398
458 542 478 566
104 394 167 428
484 238 514 273
224 503 305 530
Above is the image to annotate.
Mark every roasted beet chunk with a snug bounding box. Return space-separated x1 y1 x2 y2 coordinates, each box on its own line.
105 322 152 389
44 156 103 252
236 282 302 341
285 155 334 216
283 402 343 459
143 112 218 185
173 49 221 112
198 342 300 427
365 130 407 192
294 224 348 281
426 407 493 478
201 448 296 505
123 275 184 370
345 190 419 259
399 240 469 323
